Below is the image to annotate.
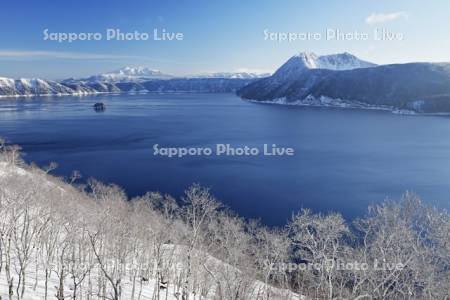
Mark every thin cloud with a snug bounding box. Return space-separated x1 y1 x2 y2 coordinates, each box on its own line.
0 49 207 66
365 11 409 25
0 50 142 60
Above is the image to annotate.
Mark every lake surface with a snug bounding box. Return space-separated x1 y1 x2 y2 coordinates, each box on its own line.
1 93 450 225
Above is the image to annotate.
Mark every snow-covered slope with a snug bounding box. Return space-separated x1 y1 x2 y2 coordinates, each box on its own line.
294 52 376 71
0 162 303 300
0 77 16 95
0 77 95 97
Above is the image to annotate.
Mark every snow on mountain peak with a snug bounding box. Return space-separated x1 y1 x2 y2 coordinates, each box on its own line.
293 52 376 71
314 52 376 70
113 66 164 77
85 66 174 83
293 52 320 68
272 52 377 80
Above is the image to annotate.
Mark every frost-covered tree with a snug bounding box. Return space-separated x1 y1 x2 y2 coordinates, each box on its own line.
1 142 449 300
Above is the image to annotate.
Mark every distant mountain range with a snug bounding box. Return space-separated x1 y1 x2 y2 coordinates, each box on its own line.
82 66 174 82
238 52 450 113
0 67 265 97
62 67 268 84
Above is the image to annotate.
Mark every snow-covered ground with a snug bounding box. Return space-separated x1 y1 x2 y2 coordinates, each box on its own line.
0 162 303 300
0 252 181 300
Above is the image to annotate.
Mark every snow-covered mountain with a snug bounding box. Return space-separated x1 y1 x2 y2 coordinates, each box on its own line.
271 52 376 81
73 67 270 83
238 53 450 113
84 66 174 83
0 75 255 97
0 65 269 97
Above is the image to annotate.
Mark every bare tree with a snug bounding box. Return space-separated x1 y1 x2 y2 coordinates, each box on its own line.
1 143 449 300
180 184 221 300
288 209 351 299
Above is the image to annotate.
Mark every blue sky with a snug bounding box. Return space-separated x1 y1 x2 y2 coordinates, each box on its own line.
1 0 449 79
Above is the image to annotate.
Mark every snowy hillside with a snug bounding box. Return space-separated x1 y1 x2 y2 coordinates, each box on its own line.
0 158 302 300
0 77 87 97
1 138 450 299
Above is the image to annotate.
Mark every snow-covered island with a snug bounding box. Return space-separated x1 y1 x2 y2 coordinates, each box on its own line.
1 140 449 299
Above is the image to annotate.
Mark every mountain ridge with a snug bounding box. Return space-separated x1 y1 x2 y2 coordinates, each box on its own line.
0 76 256 98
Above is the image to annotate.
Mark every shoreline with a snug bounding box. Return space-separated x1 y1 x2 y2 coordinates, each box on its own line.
242 97 439 116
3 91 450 116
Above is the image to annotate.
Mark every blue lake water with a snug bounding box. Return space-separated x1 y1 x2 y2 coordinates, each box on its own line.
1 93 450 225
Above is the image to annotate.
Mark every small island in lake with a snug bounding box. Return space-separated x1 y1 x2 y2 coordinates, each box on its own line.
93 102 106 112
